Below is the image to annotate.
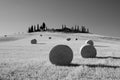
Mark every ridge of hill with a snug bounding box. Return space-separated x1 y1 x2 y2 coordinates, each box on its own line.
0 32 120 44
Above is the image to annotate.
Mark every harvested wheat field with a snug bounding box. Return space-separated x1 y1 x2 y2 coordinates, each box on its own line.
0 32 120 80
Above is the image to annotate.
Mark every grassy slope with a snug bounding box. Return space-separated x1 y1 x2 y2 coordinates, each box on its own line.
0 32 120 80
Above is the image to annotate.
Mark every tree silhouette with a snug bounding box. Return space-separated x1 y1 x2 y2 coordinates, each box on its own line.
33 25 36 32
71 26 74 32
37 24 40 32
75 25 77 31
28 27 31 33
81 26 86 33
77 25 80 32
43 22 45 27
86 28 89 33
62 25 64 29
27 22 90 33
40 22 46 31
42 22 46 31
30 25 34 32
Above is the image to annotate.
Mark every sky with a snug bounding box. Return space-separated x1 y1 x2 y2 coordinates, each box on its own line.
0 0 120 37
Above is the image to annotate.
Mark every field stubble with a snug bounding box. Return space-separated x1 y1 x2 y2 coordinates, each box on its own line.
0 33 120 80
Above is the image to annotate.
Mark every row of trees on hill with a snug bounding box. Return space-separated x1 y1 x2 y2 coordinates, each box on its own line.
28 22 89 33
54 25 89 33
28 22 47 33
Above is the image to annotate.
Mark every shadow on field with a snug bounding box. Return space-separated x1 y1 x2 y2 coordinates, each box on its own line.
96 56 120 59
37 43 46 45
94 45 109 47
0 37 20 42
85 64 120 68
66 63 80 67
60 63 120 68
56 63 80 67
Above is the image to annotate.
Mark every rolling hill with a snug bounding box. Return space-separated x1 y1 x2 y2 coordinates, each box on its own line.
0 32 120 80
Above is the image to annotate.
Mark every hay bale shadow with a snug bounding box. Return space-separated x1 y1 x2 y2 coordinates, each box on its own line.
96 56 120 59
60 63 80 67
95 45 109 47
85 64 120 68
54 63 120 69
53 63 120 69
37 43 46 45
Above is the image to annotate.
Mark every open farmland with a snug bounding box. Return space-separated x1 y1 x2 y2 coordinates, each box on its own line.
0 32 120 80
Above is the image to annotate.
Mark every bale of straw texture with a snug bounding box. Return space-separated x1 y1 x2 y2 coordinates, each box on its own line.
80 44 97 58
85 40 94 46
49 45 73 65
49 37 52 39
31 39 37 44
40 34 42 37
4 35 7 37
75 38 78 40
66 38 71 41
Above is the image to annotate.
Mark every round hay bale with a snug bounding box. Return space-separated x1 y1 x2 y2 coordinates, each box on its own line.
49 45 73 65
85 40 94 46
75 38 78 40
4 35 7 37
40 34 42 37
49 37 52 39
31 39 37 44
80 44 97 58
66 38 71 41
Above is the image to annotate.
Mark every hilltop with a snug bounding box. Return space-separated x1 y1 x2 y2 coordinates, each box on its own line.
0 32 120 80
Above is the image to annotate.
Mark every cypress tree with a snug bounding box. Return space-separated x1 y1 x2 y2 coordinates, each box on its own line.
34 25 36 32
41 22 46 31
40 25 43 31
42 22 46 30
31 25 34 32
77 25 80 32
81 26 86 33
62 25 64 29
75 25 77 32
87 28 89 33
37 24 40 32
71 26 74 32
28 27 31 33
